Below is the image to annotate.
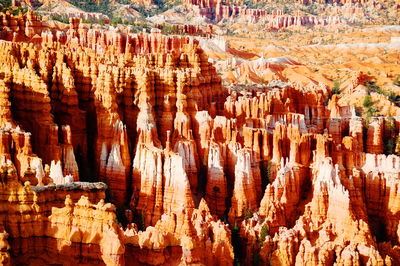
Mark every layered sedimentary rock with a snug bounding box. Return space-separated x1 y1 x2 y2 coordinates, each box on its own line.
185 0 376 7
258 157 385 265
0 161 109 264
218 76 400 264
37 11 110 23
0 12 224 206
125 199 233 265
184 0 345 28
0 12 233 264
1 10 400 266
228 148 259 224
205 142 228 217
0 160 233 265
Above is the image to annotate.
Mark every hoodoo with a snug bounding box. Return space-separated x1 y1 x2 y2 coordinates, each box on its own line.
0 0 399 264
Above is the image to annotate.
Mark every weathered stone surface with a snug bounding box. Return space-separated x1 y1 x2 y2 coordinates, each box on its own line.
184 0 346 28
0 11 400 266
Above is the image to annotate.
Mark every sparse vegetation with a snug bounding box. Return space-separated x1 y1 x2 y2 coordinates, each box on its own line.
1 0 11 9
364 80 399 105
135 0 180 17
65 0 179 22
383 117 399 155
0 4 28 15
50 15 69 24
300 3 319 15
129 22 153 33
393 76 400 87
332 80 341 95
387 91 398 103
160 23 180 35
365 80 383 95
244 208 254 219
363 95 378 120
69 0 113 17
110 17 123 25
366 106 378 119
259 223 270 244
363 95 372 108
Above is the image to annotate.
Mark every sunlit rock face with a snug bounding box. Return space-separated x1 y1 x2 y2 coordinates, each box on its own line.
0 10 400 266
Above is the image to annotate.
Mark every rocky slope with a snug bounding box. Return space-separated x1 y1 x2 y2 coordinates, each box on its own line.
183 0 348 27
0 10 399 266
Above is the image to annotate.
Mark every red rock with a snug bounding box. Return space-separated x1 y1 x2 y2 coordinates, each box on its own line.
0 11 400 265
228 148 259 224
0 231 10 266
205 141 228 217
184 0 346 28
366 117 384 154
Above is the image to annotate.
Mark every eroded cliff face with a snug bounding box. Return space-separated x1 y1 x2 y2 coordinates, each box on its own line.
0 161 232 265
0 11 400 266
0 166 109 265
0 11 233 265
183 0 349 27
0 11 224 205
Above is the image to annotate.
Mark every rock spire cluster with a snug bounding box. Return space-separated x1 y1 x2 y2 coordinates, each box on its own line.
0 11 399 265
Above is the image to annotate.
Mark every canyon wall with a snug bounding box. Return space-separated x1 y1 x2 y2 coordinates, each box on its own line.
183 0 352 27
0 11 399 265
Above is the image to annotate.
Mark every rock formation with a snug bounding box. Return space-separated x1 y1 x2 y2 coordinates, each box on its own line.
0 10 399 266
183 0 346 28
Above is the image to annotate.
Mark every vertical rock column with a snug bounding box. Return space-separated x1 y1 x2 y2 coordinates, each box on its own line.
205 142 227 217
173 72 199 190
228 148 258 224
366 117 384 154
61 125 79 181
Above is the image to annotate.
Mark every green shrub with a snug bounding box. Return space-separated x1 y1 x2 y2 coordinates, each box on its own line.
364 80 383 94
135 0 180 17
160 23 180 35
366 106 377 118
110 17 122 25
363 95 372 108
1 0 12 9
387 91 397 102
259 223 269 244
332 80 341 95
69 0 113 17
301 3 318 15
364 80 398 104
50 16 69 24
386 116 396 131
1 5 28 15
383 117 397 155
